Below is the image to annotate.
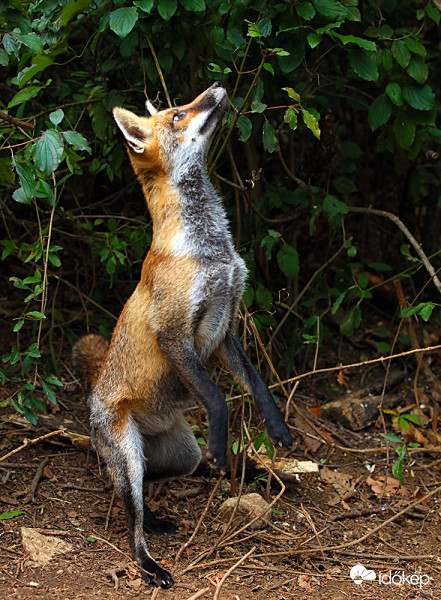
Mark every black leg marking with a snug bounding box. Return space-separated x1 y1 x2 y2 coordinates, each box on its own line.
216 333 293 448
156 335 229 469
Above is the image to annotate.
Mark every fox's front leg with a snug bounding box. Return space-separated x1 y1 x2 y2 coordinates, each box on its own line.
216 332 293 448
156 334 229 469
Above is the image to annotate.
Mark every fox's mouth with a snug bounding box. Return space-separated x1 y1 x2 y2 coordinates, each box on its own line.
198 85 228 136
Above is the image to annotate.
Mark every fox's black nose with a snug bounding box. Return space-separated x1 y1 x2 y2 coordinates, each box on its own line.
212 81 223 88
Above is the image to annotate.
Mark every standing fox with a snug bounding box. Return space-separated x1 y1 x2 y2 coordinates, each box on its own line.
73 82 292 588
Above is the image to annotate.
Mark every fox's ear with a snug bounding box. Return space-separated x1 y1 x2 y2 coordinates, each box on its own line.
145 100 158 117
113 107 152 154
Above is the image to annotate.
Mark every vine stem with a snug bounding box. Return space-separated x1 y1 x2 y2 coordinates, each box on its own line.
209 53 267 175
33 175 57 385
146 36 172 108
268 239 349 348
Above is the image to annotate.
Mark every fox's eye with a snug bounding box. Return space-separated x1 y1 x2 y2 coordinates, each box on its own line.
172 112 186 124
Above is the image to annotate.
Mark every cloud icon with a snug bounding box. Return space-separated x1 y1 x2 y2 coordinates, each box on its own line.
350 564 376 584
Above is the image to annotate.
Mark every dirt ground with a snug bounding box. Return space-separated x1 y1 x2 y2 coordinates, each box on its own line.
1 365 441 600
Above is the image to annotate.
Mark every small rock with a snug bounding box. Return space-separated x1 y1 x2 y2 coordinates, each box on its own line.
21 527 73 565
218 493 271 530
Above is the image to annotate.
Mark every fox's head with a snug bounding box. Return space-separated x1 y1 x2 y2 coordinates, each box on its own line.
113 83 228 180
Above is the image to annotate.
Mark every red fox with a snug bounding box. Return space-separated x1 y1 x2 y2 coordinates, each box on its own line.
73 82 292 588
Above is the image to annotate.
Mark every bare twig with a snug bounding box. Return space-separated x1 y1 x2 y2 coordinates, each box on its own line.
174 473 224 564
24 456 49 503
0 429 64 462
348 206 441 295
213 546 256 600
0 109 34 130
226 343 441 403
105 486 116 534
184 588 210 600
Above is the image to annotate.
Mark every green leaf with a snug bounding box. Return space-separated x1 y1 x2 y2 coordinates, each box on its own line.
236 115 252 142
314 0 348 19
334 177 357 194
406 55 428 84
8 85 42 109
301 108 320 138
307 33 322 48
332 33 376 52
134 0 154 11
284 107 298 129
404 37 426 57
277 244 299 278
381 48 393 70
0 48 9 66
262 121 277 153
0 511 26 520
49 109 64 126
282 87 301 102
251 100 267 113
385 83 402 107
402 84 435 111
349 49 378 81
323 194 348 220
381 433 403 444
391 39 411 68
34 130 64 175
13 160 35 202
42 380 57 404
158 0 178 20
181 0 205 11
14 32 43 53
62 130 91 153
393 110 415 150
26 311 46 319
368 93 392 132
296 2 315 20
60 0 92 26
109 7 138 38
426 2 440 25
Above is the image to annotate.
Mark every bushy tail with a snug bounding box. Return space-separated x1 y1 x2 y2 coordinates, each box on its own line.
72 334 109 393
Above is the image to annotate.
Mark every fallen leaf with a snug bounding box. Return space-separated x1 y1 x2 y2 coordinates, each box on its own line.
320 467 356 499
366 476 409 499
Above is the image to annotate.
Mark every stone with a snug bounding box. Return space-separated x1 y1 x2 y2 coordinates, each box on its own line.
21 527 73 565
218 493 271 530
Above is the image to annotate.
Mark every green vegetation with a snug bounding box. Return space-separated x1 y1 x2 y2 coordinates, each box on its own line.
1 0 440 426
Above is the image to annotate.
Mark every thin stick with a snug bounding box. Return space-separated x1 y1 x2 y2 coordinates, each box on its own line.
174 473 224 564
348 206 441 295
226 343 441 402
184 588 210 600
24 456 49 503
299 484 441 555
0 429 64 462
213 546 256 600
105 486 116 533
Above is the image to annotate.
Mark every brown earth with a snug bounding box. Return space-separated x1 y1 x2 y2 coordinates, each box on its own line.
1 373 441 600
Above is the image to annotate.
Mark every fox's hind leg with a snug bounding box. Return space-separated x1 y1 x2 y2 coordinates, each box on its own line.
91 410 174 589
142 413 201 534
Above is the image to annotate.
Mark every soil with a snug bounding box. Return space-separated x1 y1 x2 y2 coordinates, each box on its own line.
1 367 441 600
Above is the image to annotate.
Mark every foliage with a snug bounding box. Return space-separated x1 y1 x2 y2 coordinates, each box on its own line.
1 0 441 422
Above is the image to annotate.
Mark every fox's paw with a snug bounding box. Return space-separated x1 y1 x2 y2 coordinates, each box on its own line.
266 419 293 449
141 566 174 589
207 441 227 470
